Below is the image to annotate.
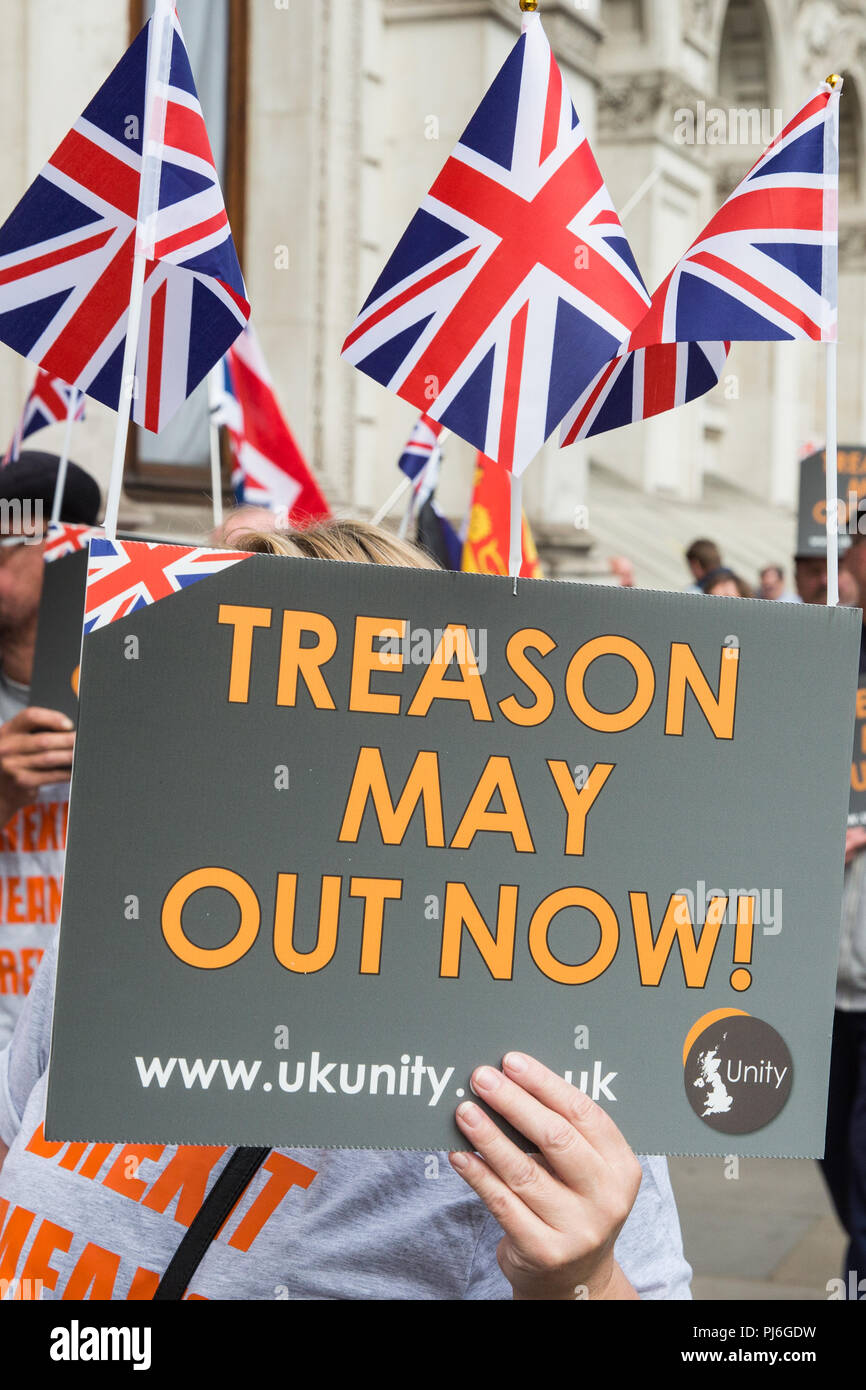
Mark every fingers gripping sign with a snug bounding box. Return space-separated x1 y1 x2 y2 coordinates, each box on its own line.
0 706 75 822
449 1052 642 1300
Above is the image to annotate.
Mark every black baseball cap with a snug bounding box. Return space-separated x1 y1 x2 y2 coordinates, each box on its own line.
0 450 101 526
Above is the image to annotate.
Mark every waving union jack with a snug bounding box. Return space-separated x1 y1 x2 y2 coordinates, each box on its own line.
630 83 839 348
560 341 730 443
5 370 85 463
212 326 330 523
561 81 838 443
342 11 650 475
398 414 443 482
0 10 249 434
84 538 251 632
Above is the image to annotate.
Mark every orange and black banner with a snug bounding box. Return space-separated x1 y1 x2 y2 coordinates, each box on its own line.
461 453 542 579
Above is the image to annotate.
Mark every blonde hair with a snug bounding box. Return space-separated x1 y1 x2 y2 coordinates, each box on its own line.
231 517 441 570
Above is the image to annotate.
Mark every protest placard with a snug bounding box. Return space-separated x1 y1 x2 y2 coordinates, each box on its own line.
30 549 88 722
46 540 860 1155
797 446 866 556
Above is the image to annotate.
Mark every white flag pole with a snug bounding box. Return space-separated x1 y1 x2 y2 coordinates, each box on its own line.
50 388 80 527
371 476 411 528
207 366 224 530
372 428 451 527
5 398 25 466
397 479 417 538
103 0 175 540
825 73 842 608
826 342 839 605
508 470 523 591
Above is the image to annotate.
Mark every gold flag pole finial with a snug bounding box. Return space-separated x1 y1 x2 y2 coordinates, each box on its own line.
826 73 842 88
520 0 539 11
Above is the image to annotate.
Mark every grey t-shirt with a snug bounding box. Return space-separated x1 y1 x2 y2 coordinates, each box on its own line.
0 944 692 1300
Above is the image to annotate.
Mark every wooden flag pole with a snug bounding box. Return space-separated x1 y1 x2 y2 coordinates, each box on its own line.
49 388 80 527
103 0 175 540
825 73 842 608
207 366 224 531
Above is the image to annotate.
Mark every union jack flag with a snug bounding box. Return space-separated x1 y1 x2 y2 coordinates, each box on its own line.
212 326 329 524
629 83 839 348
84 538 251 632
395 412 445 539
398 414 443 481
560 341 730 443
342 11 650 475
43 521 103 564
5 370 85 463
0 9 249 434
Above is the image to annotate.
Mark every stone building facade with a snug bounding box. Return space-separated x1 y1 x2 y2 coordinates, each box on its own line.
0 0 862 585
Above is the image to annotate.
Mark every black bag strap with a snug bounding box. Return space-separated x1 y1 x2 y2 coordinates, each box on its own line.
153 1146 271 1301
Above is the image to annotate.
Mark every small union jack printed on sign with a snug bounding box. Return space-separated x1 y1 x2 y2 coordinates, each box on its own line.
43 522 104 564
84 538 251 632
342 12 649 475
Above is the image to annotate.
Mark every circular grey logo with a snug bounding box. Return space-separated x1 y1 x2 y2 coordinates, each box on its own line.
684 1015 793 1134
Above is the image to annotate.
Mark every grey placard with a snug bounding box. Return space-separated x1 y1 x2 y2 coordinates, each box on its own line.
46 548 860 1156
797 446 866 556
29 550 87 722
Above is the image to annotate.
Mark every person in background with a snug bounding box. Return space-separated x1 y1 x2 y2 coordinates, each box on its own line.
840 569 860 607
758 565 799 603
684 538 721 593
0 453 100 1046
212 504 281 548
699 567 743 598
794 554 827 605
609 556 635 588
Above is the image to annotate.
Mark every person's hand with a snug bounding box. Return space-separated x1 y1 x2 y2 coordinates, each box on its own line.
449 1052 642 1300
0 706 75 824
846 826 866 864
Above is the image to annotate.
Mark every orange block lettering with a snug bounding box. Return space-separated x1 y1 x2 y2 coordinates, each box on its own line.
20 1218 72 1294
6 877 24 924
0 950 18 995
226 1153 317 1252
62 1243 121 1300
141 1146 228 1227
127 1266 160 1300
26 1123 65 1159
102 1145 165 1202
77 1144 115 1180
0 1199 35 1282
25 876 46 924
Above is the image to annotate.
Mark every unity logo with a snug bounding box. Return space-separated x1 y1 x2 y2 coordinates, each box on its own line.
683 1011 793 1134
